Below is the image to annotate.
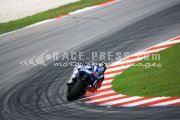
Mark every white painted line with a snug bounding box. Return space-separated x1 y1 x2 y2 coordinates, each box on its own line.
151 98 180 106
85 94 125 104
154 40 180 47
99 85 111 90
168 36 180 41
101 96 141 106
123 97 169 107
106 65 131 73
69 6 98 15
133 47 167 56
105 72 121 78
110 38 180 67
140 36 180 51
102 79 112 84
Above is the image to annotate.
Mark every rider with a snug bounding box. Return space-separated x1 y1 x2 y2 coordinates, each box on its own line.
68 62 107 92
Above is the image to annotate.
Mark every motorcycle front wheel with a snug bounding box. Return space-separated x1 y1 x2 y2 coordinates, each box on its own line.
66 79 85 101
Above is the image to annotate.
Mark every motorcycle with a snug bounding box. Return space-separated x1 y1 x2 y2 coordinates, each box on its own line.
66 67 98 101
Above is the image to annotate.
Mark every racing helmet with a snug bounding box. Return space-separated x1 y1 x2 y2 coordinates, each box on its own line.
98 62 107 72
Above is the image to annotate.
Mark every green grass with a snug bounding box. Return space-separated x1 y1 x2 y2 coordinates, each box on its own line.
0 0 109 34
112 44 180 97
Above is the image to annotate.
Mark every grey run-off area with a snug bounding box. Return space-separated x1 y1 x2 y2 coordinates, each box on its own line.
0 0 80 23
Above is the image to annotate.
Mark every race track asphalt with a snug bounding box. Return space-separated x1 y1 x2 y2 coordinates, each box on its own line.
0 0 180 120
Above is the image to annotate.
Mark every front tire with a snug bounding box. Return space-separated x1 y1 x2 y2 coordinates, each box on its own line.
66 79 84 101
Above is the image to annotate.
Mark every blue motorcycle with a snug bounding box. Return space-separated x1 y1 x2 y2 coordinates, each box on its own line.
66 67 98 101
